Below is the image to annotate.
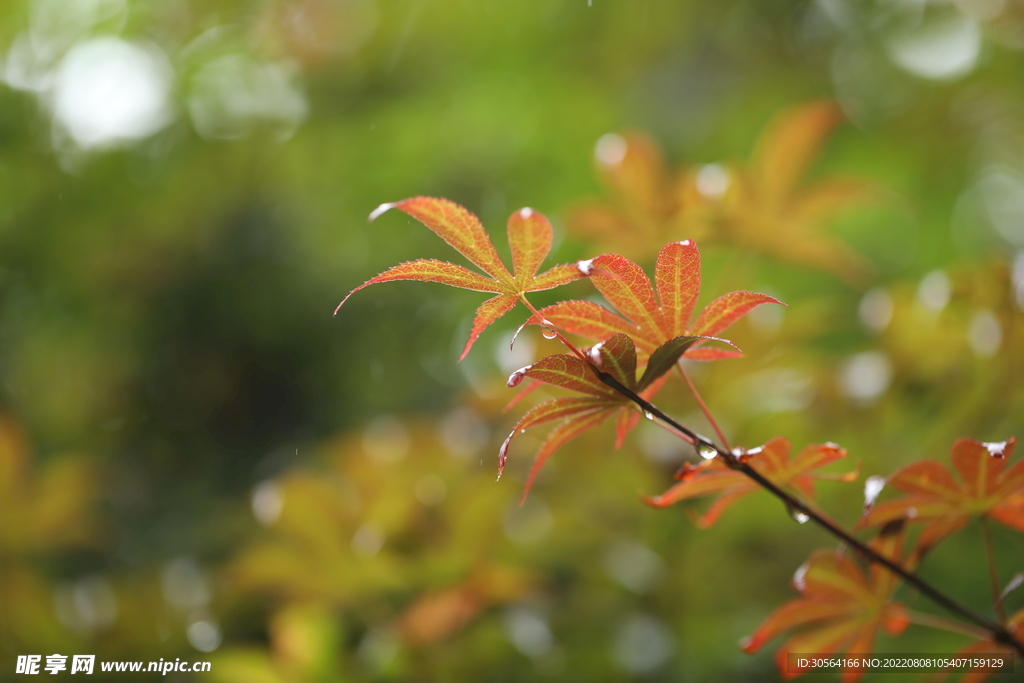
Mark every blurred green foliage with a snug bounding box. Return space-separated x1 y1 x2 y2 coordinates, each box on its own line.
0 0 1023 681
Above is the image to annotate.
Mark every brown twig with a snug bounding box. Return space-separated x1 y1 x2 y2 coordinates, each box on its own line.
587 366 1024 657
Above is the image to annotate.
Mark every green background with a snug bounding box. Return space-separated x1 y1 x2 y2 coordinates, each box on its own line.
0 0 1021 681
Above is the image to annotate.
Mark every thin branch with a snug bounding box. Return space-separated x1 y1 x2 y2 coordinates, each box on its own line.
586 366 1024 657
675 363 730 450
981 517 1006 623
515 292 1024 655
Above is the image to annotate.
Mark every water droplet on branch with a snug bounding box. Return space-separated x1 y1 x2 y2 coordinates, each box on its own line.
785 502 810 524
697 444 718 460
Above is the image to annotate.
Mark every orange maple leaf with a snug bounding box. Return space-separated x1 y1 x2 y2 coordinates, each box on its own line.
524 240 783 362
568 102 873 282
742 527 911 683
641 436 858 527
336 197 583 359
500 332 698 500
859 437 1023 556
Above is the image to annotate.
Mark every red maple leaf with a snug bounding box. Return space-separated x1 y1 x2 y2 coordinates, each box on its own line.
500 332 699 500
524 240 782 362
336 197 583 359
859 437 1023 555
742 527 911 683
641 436 858 527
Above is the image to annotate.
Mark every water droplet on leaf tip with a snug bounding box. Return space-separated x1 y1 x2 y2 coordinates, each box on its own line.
368 202 394 221
519 207 533 218
793 562 809 590
642 410 654 421
864 476 886 509
697 444 718 460
984 440 1008 459
507 365 532 387
577 258 595 275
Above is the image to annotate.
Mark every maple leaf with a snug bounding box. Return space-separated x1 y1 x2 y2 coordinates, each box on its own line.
641 436 858 527
859 437 1023 556
714 100 872 284
566 131 701 260
500 332 698 500
567 102 873 282
742 526 911 683
524 240 782 363
336 197 583 360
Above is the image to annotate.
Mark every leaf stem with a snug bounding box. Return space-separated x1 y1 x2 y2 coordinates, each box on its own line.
675 363 730 450
516 294 592 366
981 517 1006 623
584 367 1024 657
906 609 991 640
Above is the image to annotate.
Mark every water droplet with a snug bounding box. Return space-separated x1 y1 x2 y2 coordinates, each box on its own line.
984 440 1009 459
541 326 557 340
642 410 654 421
864 476 886 509
519 207 534 219
697 444 718 460
785 502 810 524
507 365 533 387
368 202 395 221
793 561 810 591
577 258 595 275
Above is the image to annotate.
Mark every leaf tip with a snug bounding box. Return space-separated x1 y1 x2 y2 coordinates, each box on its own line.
983 439 1012 459
576 258 596 276
333 291 356 316
507 365 533 387
497 432 514 481
368 202 396 222
640 493 669 509
863 475 886 511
